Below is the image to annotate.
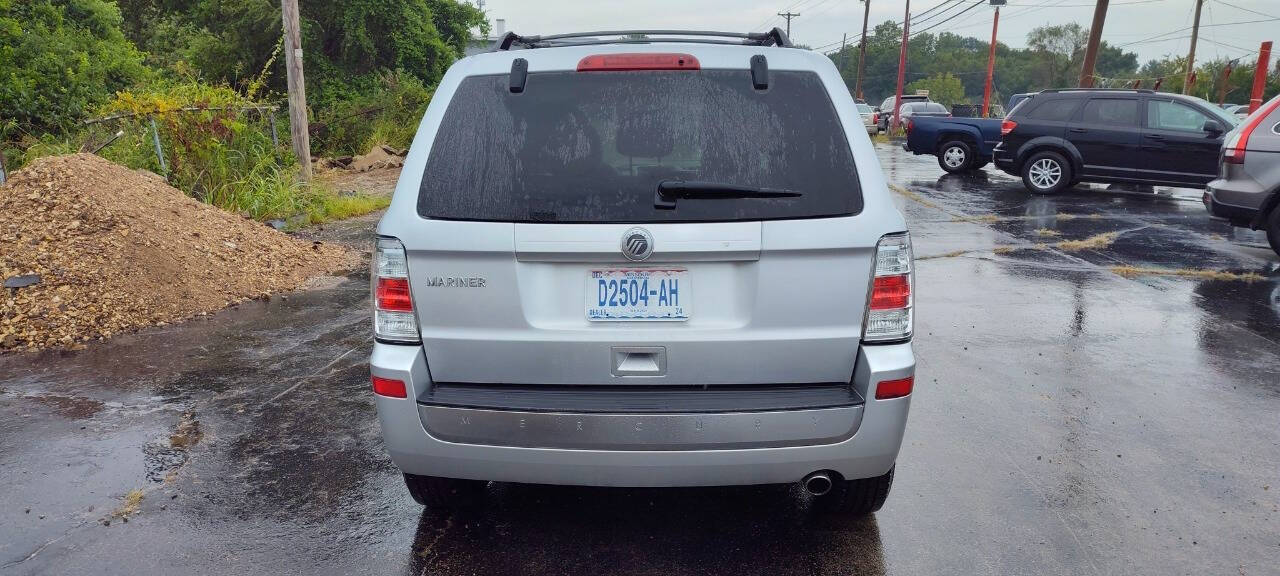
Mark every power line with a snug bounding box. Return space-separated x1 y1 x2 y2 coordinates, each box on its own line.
910 0 966 25
1214 0 1279 19
1114 16 1280 48
911 0 985 37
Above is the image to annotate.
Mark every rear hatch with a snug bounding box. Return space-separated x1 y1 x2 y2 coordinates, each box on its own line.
405 56 874 386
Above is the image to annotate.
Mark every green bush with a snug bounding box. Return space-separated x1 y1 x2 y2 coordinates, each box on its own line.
0 0 148 133
311 70 434 156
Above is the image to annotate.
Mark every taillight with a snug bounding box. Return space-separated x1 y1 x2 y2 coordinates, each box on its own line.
906 120 914 134
872 113 879 124
577 53 700 71
1223 133 1245 164
373 238 420 343
1001 119 1017 135
863 233 913 343
1224 96 1280 165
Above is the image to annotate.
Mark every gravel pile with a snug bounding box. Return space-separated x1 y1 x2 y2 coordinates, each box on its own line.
0 154 359 351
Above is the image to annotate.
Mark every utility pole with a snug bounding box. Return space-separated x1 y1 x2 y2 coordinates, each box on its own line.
1216 58 1236 105
855 0 872 100
891 0 910 132
778 11 799 38
1182 0 1205 94
839 33 849 87
1077 0 1109 87
1249 41 1273 113
281 0 313 182
982 6 1000 118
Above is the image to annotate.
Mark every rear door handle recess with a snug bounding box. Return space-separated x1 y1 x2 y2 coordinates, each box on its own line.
612 347 667 377
1069 128 1087 133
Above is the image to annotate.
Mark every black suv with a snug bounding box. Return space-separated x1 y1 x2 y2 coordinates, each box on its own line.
993 89 1239 194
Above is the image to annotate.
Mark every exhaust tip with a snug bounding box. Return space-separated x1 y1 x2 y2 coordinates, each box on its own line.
803 472 833 496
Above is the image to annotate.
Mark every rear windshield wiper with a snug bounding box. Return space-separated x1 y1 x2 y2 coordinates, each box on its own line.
654 180 802 209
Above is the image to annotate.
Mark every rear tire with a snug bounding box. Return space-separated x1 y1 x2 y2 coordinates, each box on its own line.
937 140 974 174
812 466 894 516
403 473 486 510
1266 206 1280 258
1021 150 1073 194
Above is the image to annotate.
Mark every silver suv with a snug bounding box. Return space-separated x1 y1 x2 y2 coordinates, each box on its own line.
1205 93 1280 257
369 29 916 515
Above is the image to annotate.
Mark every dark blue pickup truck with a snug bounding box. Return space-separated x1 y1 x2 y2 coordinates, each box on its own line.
902 93 1032 173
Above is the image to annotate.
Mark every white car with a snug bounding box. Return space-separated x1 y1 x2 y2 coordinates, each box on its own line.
857 102 879 134
369 29 916 516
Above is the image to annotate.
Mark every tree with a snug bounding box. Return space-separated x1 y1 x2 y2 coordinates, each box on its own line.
907 73 967 108
112 0 486 99
0 0 148 133
1027 23 1087 88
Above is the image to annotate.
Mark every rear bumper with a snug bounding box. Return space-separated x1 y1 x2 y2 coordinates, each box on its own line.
993 145 1017 174
1205 177 1266 228
370 342 914 487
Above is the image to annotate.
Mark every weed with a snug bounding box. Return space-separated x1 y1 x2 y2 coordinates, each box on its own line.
317 194 391 221
888 183 942 210
113 489 144 518
1056 232 1119 252
952 214 1000 223
1110 266 1265 282
1034 228 1061 237
917 249 970 260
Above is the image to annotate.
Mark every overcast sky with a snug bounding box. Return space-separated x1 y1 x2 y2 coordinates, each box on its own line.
476 0 1279 68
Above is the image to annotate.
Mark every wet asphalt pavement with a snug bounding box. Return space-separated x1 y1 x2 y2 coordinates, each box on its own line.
2 143 1278 575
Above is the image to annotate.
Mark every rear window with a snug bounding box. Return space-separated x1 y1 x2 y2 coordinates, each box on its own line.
1080 98 1138 126
919 103 947 113
1023 98 1080 121
417 69 862 223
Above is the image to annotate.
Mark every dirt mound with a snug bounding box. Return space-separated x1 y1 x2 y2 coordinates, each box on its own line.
0 154 359 351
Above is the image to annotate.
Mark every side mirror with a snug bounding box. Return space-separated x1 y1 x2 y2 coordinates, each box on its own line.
1203 120 1224 135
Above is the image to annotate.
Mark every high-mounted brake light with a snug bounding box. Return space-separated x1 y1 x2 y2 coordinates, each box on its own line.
373 238 420 343
863 233 913 343
1224 97 1280 164
577 53 700 71
1001 119 1017 136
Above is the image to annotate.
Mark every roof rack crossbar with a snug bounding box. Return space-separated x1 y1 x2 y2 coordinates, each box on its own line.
1040 88 1154 94
493 28 792 51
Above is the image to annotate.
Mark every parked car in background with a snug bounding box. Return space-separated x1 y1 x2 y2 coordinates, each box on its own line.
877 93 930 131
1204 93 1280 257
901 93 1036 174
857 102 879 135
897 102 950 127
371 29 917 516
1224 104 1251 119
994 88 1238 194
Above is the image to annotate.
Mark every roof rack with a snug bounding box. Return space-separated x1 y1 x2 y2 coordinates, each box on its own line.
1040 88 1154 94
493 28 792 51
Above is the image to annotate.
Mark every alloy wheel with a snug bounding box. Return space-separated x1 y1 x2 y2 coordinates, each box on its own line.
1028 158 1062 190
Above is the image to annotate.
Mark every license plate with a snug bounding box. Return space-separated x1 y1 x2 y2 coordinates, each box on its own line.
586 268 689 321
